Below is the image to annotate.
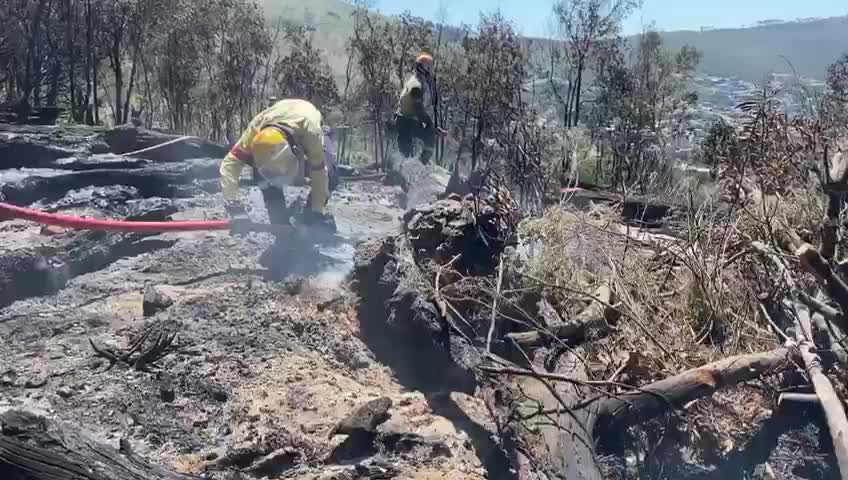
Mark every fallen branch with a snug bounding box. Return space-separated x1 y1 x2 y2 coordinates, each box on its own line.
812 312 848 365
797 244 848 325
480 365 620 388
798 291 844 324
433 254 461 319
792 302 848 479
594 348 793 433
753 240 848 348
822 193 841 260
0 203 177 309
778 393 820 406
759 301 791 343
486 255 505 354
506 283 619 348
520 272 671 357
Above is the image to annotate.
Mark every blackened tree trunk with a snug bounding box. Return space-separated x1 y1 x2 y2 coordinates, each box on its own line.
573 58 584 127
0 410 196 480
110 24 125 125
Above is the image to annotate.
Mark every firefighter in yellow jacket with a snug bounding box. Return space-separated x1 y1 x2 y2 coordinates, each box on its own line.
394 50 445 165
220 98 335 232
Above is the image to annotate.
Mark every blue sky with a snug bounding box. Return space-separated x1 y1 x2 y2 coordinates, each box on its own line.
371 0 848 37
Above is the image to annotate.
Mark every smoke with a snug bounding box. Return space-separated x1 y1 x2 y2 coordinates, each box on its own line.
308 242 356 291
260 231 353 291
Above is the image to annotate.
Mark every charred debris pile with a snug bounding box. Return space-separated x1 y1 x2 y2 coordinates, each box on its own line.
351 150 848 479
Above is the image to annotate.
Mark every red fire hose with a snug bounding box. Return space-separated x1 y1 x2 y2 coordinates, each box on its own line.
0 201 230 233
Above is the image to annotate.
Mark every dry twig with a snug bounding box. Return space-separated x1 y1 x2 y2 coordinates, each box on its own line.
486 255 505 354
89 323 180 372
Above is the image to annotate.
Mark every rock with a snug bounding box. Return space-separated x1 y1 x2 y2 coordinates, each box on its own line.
283 276 306 295
380 432 453 458
159 385 175 403
206 442 268 470
328 397 392 438
249 448 299 477
300 423 321 434
24 375 48 389
193 415 209 427
398 392 424 407
206 385 228 403
354 458 401 479
317 296 346 313
333 341 371 370
316 467 358 480
143 284 173 317
47 350 66 360
203 449 222 461
40 225 68 236
56 386 74 399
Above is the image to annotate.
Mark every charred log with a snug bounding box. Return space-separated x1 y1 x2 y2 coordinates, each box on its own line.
98 124 227 162
0 165 200 205
0 135 80 168
0 105 62 125
0 410 195 480
485 350 605 480
0 124 226 170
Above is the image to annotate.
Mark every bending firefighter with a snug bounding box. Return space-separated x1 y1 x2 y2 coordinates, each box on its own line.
393 49 445 165
220 98 335 233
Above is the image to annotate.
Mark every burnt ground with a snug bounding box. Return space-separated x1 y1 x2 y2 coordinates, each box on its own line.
2 126 838 480
0 174 494 479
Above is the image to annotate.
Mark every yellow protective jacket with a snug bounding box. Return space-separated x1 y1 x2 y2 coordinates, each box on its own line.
220 99 329 212
397 73 429 121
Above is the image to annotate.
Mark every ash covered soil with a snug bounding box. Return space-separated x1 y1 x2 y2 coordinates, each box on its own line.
0 166 493 479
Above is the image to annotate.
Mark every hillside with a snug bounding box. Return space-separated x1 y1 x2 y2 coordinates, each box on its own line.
658 15 848 81
256 0 356 78
256 0 848 83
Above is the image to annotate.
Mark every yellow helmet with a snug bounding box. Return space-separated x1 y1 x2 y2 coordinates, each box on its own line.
251 126 299 186
415 50 434 76
415 49 434 67
252 127 286 161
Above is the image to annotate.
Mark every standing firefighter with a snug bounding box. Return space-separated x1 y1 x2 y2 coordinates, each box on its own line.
393 49 444 165
220 98 335 233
